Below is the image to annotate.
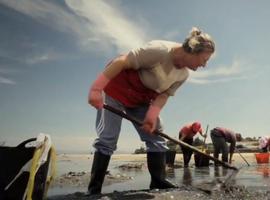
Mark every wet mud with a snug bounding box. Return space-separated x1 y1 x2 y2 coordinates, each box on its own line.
48 185 270 200
48 163 270 200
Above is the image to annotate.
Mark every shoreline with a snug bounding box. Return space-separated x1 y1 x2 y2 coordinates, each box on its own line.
56 152 260 163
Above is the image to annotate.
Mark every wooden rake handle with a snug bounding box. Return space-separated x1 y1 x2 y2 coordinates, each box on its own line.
103 104 238 170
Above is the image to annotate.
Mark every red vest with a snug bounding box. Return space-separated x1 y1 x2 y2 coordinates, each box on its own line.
104 69 159 107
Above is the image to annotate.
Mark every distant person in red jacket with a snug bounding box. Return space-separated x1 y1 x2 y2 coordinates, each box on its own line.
179 122 206 167
210 127 242 164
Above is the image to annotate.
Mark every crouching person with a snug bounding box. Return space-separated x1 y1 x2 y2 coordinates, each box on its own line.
179 121 206 167
210 127 242 165
258 136 270 152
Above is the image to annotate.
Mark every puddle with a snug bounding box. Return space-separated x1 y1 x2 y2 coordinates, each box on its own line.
100 164 270 194
48 155 270 196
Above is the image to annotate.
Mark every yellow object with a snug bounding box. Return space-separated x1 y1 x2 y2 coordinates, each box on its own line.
45 146 57 197
25 137 56 200
197 145 208 153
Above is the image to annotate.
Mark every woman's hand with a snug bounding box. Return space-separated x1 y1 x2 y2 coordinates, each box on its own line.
88 73 110 109
142 105 161 134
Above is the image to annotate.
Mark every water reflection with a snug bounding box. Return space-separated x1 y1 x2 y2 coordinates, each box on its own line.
179 166 240 188
194 167 210 177
182 167 192 186
256 165 270 178
49 158 270 196
180 167 211 186
214 166 228 178
166 167 176 179
107 164 270 193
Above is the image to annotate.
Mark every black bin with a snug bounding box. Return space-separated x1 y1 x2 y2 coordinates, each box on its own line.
194 152 209 167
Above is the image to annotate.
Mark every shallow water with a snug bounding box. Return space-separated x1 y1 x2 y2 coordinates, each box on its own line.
47 155 270 196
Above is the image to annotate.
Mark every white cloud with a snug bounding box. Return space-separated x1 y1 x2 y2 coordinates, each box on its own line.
65 0 147 52
0 0 84 65
25 52 59 65
0 0 83 35
0 76 16 85
188 59 250 84
1 0 148 53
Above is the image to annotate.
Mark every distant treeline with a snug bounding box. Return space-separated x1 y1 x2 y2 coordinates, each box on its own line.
134 137 261 154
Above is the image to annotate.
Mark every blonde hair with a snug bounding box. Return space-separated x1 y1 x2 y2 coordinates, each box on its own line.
183 27 215 54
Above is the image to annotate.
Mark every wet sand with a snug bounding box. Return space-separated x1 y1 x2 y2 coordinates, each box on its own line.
55 152 260 163
48 153 270 200
48 187 270 200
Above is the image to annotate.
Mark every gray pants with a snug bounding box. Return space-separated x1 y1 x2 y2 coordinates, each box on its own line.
93 95 168 155
210 131 229 162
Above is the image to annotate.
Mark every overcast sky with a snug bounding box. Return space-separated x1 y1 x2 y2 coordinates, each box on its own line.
1 0 270 153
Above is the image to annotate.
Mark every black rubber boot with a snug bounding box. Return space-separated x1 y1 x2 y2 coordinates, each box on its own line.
183 153 192 167
147 152 177 189
87 151 111 195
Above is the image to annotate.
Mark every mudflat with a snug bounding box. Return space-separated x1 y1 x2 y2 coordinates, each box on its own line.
48 153 270 200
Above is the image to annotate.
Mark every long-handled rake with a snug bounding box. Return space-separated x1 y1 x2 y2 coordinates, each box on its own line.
103 104 238 171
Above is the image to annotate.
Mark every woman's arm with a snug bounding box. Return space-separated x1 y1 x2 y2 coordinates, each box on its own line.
88 54 131 109
151 92 169 109
142 93 169 133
